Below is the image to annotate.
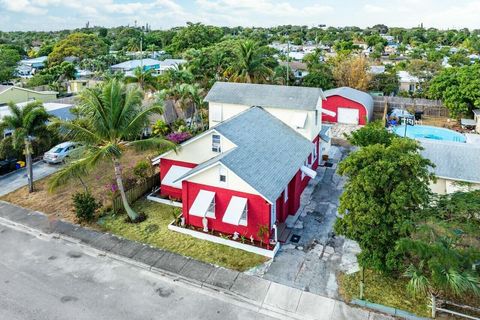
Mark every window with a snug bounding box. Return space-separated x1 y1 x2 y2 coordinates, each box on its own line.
212 134 221 152
312 142 318 161
210 104 222 122
219 165 227 184
284 186 288 203
206 197 216 218
315 110 319 126
239 205 248 226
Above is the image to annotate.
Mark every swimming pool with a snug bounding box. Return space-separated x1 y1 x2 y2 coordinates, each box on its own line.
393 125 466 143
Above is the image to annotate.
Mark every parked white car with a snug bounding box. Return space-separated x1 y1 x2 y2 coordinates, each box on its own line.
43 142 79 164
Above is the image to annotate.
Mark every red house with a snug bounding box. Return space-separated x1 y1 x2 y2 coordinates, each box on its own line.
322 87 374 125
151 82 329 256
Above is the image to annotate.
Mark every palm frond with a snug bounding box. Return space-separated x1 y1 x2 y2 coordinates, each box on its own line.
127 137 176 152
49 119 100 144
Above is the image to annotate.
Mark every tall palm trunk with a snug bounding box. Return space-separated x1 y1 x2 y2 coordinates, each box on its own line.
113 159 139 221
25 138 34 193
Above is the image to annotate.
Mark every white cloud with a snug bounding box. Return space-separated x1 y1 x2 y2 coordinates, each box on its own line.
363 4 386 13
195 0 334 26
1 0 47 15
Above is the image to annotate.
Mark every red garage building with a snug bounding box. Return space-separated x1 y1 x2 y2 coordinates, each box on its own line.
322 87 374 125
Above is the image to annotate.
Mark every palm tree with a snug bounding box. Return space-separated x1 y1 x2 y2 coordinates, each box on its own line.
225 40 273 83
125 67 157 92
48 79 175 222
0 101 50 193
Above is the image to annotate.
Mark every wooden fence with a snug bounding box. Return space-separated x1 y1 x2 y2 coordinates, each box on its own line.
372 96 449 119
112 174 160 213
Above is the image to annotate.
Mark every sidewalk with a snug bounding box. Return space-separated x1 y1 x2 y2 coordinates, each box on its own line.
0 200 392 320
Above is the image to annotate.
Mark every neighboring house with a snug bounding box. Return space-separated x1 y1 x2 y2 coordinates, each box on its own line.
322 87 374 125
1 101 75 136
67 79 102 94
279 61 309 79
0 85 57 106
473 109 480 134
152 82 328 254
397 71 420 93
420 139 480 195
110 58 186 76
15 56 48 78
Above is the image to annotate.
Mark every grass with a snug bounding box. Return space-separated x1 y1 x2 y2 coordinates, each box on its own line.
100 199 268 271
338 269 430 317
0 149 155 222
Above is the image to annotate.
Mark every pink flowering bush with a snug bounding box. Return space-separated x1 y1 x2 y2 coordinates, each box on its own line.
166 132 191 144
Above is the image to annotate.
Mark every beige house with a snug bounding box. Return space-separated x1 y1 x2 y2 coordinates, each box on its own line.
0 85 57 105
67 79 102 94
421 139 480 195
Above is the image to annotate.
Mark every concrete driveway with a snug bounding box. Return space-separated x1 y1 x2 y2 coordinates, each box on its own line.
0 161 61 196
256 146 361 300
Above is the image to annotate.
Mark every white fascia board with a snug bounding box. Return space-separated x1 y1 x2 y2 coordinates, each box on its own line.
436 175 480 185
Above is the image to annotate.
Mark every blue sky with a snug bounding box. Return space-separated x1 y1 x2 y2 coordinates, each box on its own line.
0 0 479 31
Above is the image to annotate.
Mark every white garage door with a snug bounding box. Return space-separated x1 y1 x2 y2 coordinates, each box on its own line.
338 108 359 124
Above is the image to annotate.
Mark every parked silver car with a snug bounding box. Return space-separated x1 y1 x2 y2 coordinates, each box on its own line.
43 142 79 164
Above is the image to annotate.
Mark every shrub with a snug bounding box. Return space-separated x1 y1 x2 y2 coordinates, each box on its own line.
152 120 170 136
72 192 101 222
133 160 152 180
166 132 191 144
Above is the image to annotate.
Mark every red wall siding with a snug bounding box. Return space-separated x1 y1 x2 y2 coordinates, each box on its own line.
159 158 197 200
182 181 271 241
322 95 368 125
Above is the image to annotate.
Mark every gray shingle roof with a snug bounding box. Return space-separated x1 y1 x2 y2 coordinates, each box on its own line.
324 87 374 120
178 107 313 202
204 82 324 111
420 139 480 183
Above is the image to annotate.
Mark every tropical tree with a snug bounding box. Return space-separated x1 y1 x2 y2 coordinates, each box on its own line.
334 138 435 272
125 67 157 92
331 55 372 90
225 40 273 83
48 79 175 222
0 101 50 193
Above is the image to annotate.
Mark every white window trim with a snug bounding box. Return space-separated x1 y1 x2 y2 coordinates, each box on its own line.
218 165 227 186
284 186 288 203
212 134 222 153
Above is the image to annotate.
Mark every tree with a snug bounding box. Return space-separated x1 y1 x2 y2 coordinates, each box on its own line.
301 68 334 89
225 40 273 83
397 191 480 298
0 101 50 193
125 67 157 92
48 33 108 65
0 45 21 82
428 63 480 118
332 55 372 90
48 79 175 222
345 121 395 147
167 22 224 54
334 138 434 272
369 72 399 95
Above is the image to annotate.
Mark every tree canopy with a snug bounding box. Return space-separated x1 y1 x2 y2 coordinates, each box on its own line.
334 138 434 272
48 32 108 65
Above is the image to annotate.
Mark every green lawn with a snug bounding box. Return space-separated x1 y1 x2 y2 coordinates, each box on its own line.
100 198 267 271
338 269 430 317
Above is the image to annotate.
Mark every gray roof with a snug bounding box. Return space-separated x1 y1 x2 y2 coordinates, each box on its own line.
320 125 331 143
178 107 313 202
110 59 162 71
204 82 324 111
420 139 480 183
324 87 374 120
473 109 480 116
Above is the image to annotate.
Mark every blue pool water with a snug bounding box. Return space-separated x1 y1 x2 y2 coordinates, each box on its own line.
393 125 466 143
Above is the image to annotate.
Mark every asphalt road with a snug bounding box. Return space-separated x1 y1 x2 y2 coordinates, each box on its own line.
0 223 277 320
0 161 60 196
